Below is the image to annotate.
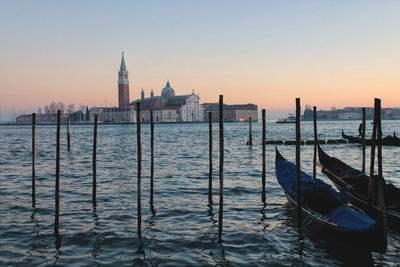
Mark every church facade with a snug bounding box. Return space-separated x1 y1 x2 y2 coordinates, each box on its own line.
132 81 203 123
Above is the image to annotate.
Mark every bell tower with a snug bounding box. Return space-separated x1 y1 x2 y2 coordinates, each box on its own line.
118 52 130 110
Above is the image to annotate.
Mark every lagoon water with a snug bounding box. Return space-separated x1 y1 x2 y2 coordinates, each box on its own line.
0 121 399 266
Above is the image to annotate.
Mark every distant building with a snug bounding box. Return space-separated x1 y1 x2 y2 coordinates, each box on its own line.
202 103 258 122
302 106 400 120
89 106 136 123
132 81 203 123
339 112 361 120
140 109 178 123
16 113 67 124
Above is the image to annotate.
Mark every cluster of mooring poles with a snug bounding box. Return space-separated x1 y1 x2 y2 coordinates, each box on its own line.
30 98 388 252
30 97 388 251
30 94 268 249
32 96 389 250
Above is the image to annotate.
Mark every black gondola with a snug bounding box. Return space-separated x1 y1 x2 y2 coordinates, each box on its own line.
342 130 400 146
318 146 400 226
275 149 379 235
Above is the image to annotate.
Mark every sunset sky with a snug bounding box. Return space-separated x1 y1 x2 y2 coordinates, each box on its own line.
1 1 399 120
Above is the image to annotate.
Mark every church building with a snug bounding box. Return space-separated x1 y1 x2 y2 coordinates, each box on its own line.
90 53 204 123
132 81 203 123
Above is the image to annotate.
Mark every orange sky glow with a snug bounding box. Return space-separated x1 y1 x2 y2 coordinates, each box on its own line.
0 1 399 120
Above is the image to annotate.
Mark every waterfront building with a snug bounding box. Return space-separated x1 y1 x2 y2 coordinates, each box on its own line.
16 108 89 124
339 112 361 120
140 109 178 123
132 81 203 123
202 103 258 122
16 113 64 124
89 106 136 123
302 106 400 120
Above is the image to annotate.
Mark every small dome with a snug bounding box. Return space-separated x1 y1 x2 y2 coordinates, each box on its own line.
161 81 175 97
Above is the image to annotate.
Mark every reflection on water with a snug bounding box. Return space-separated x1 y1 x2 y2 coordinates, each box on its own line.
0 121 399 265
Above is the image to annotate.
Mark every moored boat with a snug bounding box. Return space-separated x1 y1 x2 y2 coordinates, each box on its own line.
275 148 387 251
318 146 400 226
342 130 400 146
276 114 296 123
275 149 377 234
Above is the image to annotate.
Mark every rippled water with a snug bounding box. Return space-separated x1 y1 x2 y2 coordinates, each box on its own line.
0 120 399 266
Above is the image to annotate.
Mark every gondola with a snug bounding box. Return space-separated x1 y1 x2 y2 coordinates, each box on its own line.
342 130 400 146
275 148 377 234
318 146 400 225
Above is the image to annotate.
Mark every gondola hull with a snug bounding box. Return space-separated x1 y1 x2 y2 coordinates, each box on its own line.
342 131 400 146
275 149 377 233
318 146 400 226
275 149 386 251
284 192 367 233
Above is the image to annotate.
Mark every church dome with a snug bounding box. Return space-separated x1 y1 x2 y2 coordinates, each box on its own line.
161 81 175 97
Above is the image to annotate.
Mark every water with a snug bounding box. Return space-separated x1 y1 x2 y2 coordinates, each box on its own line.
0 121 399 266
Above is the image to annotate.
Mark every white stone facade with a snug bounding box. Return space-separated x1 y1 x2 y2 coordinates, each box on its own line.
140 110 178 123
90 106 136 123
179 93 203 122
339 112 361 120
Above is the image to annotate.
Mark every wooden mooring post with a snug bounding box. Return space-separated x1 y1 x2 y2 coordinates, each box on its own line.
368 101 378 204
361 107 366 173
150 110 154 207
312 106 317 179
208 111 213 204
295 98 302 228
67 117 71 151
248 116 252 146
367 98 388 251
55 110 61 238
376 100 383 182
32 113 36 208
92 114 98 206
375 98 388 252
136 102 143 252
261 109 266 203
218 95 224 242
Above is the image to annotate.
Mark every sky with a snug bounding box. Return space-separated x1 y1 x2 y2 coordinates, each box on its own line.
0 1 399 121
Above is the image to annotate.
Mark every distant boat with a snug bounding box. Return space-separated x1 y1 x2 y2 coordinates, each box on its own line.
276 114 296 123
342 130 400 146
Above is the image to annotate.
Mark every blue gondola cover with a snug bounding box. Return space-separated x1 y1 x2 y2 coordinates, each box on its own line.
275 153 375 232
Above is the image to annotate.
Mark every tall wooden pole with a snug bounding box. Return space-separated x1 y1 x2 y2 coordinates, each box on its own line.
376 101 383 179
248 116 253 146
32 113 36 208
312 106 317 179
67 117 71 151
375 98 387 252
368 100 378 204
150 110 154 207
136 102 143 252
55 110 61 237
295 98 302 228
208 111 213 204
218 95 224 242
362 107 366 173
261 109 266 203
92 114 98 206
